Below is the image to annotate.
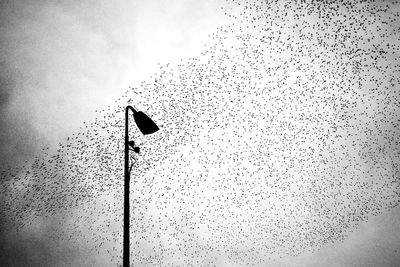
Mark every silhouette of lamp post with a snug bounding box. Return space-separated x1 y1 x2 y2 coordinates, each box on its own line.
124 105 159 267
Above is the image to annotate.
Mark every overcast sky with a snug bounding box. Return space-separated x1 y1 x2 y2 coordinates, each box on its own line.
1 0 400 266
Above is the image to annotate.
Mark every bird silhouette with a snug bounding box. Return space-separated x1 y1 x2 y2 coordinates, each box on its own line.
1 0 399 266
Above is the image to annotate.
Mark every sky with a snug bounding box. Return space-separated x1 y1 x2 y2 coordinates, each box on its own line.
0 0 400 266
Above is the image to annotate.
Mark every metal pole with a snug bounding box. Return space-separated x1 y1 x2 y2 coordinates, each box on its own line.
123 106 130 267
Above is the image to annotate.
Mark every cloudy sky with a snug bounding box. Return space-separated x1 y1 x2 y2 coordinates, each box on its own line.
1 0 400 266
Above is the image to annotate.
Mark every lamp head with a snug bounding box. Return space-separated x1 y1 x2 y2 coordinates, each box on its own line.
133 111 159 135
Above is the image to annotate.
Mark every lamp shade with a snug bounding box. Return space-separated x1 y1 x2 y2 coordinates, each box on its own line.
133 111 159 135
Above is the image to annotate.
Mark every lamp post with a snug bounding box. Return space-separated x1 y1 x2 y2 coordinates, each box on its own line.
124 105 159 267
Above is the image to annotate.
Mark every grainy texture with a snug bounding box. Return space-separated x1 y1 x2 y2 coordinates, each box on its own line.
1 0 399 266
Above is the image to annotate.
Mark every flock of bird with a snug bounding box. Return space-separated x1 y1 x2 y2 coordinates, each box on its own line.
1 0 399 266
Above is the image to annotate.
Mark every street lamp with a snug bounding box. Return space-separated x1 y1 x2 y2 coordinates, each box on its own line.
124 105 159 267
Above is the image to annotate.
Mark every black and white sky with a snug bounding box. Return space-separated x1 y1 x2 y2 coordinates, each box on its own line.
1 0 400 266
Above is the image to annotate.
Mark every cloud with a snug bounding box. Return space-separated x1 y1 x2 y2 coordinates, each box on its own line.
0 0 226 265
1 0 400 266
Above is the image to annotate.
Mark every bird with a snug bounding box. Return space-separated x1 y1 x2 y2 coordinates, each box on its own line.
0 0 399 266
